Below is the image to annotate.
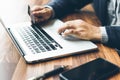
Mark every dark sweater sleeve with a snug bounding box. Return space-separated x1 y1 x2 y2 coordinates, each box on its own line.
105 26 120 49
47 0 93 18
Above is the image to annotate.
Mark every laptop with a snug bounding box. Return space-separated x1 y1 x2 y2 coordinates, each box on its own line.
0 18 97 63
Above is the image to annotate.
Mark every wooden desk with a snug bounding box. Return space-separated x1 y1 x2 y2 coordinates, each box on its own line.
0 17 20 80
12 45 120 80
0 0 119 80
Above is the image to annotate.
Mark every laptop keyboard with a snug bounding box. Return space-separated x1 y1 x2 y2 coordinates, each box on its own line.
17 25 62 54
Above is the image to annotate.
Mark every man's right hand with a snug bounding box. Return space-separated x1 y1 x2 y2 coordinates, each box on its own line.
30 5 53 23
58 20 102 41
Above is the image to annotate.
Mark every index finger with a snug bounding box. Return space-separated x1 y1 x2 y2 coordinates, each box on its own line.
58 23 74 34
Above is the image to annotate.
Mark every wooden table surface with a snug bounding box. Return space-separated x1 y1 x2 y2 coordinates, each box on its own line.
0 0 120 80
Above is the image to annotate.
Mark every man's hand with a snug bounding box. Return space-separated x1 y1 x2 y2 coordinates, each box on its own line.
30 5 53 23
58 20 102 41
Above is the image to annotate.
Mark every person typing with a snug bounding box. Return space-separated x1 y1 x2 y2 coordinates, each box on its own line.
29 0 120 54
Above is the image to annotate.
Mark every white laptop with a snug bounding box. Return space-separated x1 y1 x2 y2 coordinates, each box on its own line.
0 18 97 63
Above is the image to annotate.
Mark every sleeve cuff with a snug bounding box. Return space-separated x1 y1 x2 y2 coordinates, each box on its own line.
100 27 108 43
44 5 55 19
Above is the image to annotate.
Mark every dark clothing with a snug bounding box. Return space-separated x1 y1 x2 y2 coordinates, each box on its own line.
48 0 120 50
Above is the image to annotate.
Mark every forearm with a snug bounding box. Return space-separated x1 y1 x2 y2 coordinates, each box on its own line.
47 0 93 18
